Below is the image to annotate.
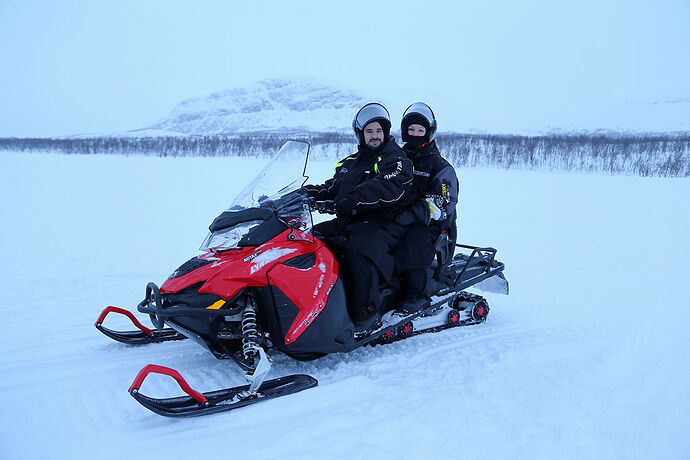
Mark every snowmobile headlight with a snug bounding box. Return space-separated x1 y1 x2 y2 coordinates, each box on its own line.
199 220 263 252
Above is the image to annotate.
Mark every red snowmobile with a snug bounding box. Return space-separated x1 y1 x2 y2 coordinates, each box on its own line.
95 141 508 417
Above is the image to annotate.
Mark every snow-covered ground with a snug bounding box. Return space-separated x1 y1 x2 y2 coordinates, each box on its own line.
1 150 689 459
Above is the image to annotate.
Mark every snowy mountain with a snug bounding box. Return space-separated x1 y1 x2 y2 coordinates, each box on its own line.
70 76 690 138
139 77 369 135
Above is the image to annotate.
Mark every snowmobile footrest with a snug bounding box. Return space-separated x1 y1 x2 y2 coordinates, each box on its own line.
129 364 318 417
95 306 186 345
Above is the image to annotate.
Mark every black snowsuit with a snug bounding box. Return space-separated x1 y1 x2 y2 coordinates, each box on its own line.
304 137 415 321
393 140 459 297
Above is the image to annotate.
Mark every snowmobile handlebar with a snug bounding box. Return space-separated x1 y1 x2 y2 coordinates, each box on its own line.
313 200 337 215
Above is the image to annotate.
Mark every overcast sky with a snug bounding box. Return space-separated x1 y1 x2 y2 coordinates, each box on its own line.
1 0 689 137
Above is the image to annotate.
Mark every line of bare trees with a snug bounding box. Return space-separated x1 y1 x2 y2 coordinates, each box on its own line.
435 133 690 177
1 132 688 177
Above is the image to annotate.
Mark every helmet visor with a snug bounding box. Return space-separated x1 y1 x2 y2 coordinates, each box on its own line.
403 102 435 126
354 103 390 131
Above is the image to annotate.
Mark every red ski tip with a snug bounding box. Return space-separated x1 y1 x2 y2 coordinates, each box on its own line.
129 364 208 405
95 306 153 335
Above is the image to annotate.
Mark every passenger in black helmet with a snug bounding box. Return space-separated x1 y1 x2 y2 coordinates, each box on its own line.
304 102 415 328
393 102 459 313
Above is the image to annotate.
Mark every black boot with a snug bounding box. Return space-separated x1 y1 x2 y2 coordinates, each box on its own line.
353 304 381 330
399 295 429 314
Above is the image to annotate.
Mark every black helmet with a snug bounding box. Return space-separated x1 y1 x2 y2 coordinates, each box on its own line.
401 102 437 143
352 102 391 145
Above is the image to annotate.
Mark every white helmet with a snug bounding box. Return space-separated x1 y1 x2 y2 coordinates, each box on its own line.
352 102 391 144
401 102 437 142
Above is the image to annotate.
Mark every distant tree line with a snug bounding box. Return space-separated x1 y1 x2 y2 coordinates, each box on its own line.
0 134 340 158
1 131 688 177
435 133 690 177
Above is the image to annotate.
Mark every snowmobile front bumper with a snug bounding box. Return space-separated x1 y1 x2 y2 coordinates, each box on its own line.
136 282 232 328
94 306 186 345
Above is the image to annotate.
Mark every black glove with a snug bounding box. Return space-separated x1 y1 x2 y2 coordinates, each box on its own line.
303 185 320 199
314 200 337 214
395 200 432 226
335 197 356 218
395 209 418 226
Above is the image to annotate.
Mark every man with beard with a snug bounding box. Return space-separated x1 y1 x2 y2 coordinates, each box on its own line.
304 102 414 328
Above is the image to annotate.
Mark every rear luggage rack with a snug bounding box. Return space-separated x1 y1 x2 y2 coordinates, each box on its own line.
442 244 507 294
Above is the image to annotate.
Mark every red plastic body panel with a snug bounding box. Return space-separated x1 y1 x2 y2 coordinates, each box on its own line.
161 230 308 298
267 242 338 344
160 229 339 345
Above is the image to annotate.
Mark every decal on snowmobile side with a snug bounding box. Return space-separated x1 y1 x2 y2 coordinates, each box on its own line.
249 247 299 275
243 250 263 263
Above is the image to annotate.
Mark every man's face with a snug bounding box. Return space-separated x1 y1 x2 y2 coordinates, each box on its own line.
363 121 384 149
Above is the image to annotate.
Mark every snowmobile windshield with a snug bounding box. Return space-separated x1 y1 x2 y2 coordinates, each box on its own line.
230 141 311 210
199 141 313 252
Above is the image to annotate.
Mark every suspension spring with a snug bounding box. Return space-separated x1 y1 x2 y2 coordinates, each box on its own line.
241 296 260 359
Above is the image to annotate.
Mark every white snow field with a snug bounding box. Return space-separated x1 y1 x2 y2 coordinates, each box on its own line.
1 150 689 459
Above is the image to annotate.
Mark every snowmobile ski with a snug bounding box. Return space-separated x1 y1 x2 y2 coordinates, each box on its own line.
94 306 186 345
128 364 317 417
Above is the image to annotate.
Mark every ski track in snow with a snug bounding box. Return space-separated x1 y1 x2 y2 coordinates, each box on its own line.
1 151 689 459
